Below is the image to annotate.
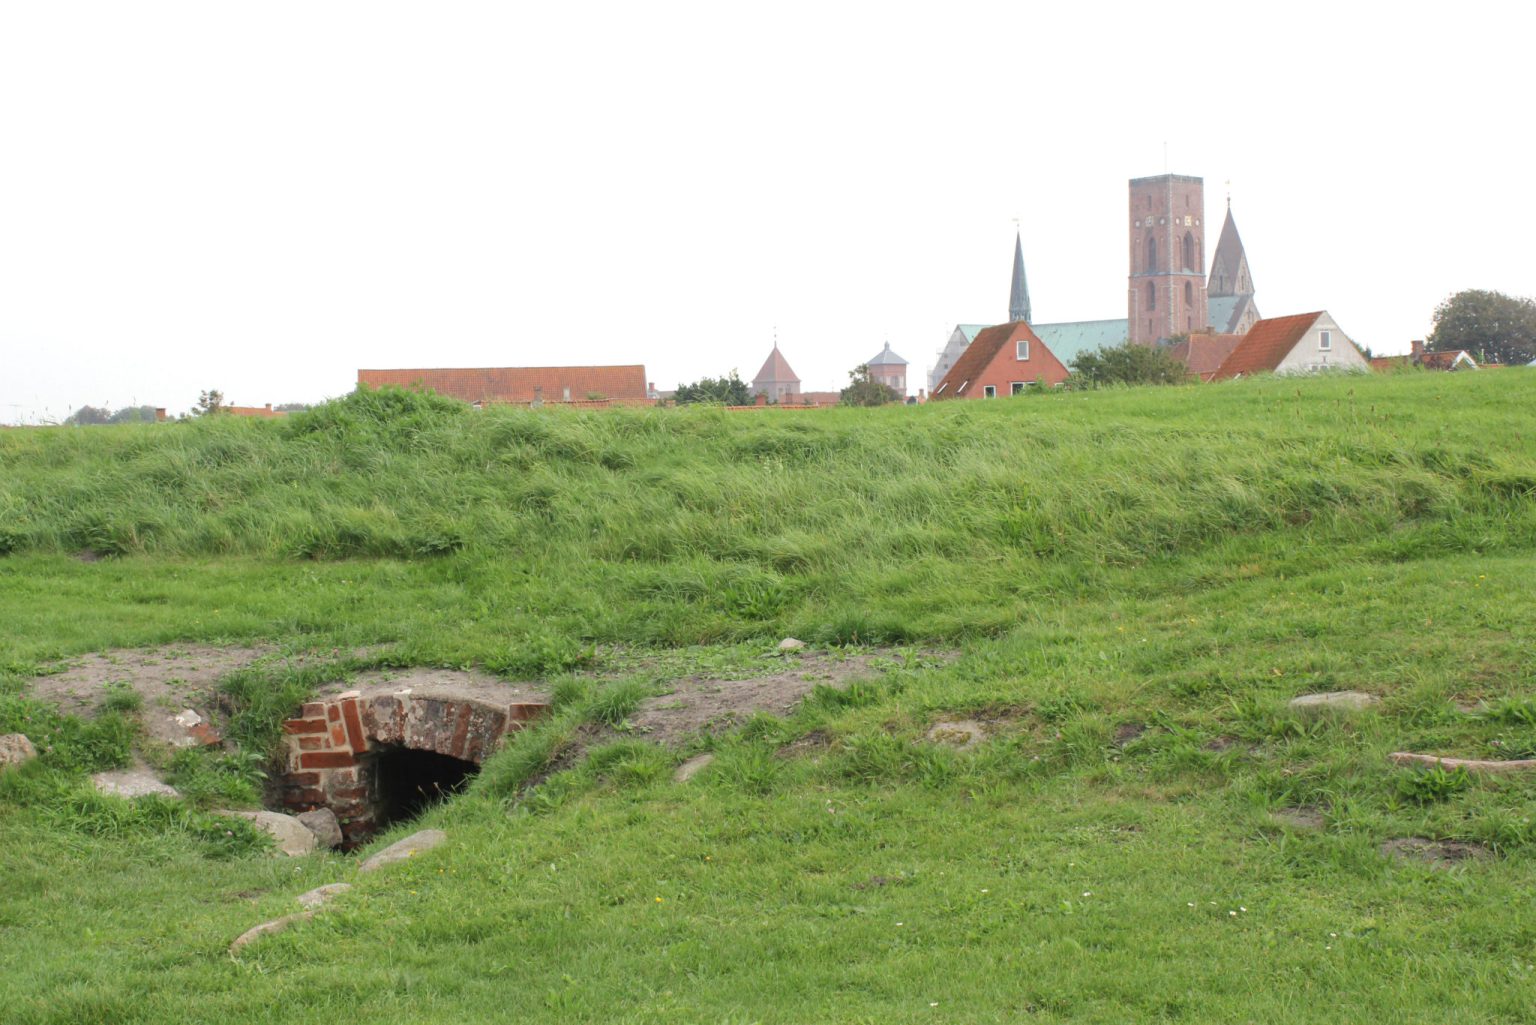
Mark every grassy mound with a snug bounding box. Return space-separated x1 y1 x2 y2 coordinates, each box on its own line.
1 371 1534 1023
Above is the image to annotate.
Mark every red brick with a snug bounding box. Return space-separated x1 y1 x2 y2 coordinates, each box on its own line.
283 718 329 735
327 706 341 722
285 771 320 787
301 702 325 717
330 724 347 747
342 701 368 753
300 751 358 770
508 702 550 723
282 787 327 805
449 705 473 758
328 785 369 801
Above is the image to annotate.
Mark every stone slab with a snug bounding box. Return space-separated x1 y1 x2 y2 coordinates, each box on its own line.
91 768 181 799
295 883 352 910
220 810 318 857
358 828 447 873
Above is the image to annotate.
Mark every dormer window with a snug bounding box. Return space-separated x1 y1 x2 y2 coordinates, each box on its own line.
1015 339 1030 360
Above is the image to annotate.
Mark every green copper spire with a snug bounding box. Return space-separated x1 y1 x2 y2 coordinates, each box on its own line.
1008 231 1031 324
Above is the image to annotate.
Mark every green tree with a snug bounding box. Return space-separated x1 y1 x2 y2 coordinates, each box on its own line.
839 364 900 407
64 405 113 425
1070 341 1186 388
192 390 227 416
1428 289 1536 365
674 372 751 406
106 406 160 424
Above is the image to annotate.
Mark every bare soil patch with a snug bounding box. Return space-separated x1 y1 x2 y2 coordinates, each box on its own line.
1380 836 1491 870
315 667 549 706
627 649 933 745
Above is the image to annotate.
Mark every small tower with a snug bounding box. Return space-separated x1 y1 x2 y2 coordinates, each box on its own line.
752 343 801 402
865 342 908 397
1127 174 1208 344
1206 200 1261 334
1008 231 1031 325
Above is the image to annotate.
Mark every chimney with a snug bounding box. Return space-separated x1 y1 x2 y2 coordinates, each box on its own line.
1411 339 1425 358
264 403 272 412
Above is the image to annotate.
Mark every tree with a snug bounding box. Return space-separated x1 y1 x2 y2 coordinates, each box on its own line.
64 405 113 425
192 390 227 416
107 406 159 424
674 372 751 406
1428 289 1536 365
839 364 900 407
1070 341 1186 388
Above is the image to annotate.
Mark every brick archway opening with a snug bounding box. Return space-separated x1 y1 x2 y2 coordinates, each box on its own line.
278 689 549 847
369 745 480 827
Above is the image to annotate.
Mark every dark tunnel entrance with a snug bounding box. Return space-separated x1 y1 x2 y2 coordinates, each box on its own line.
369 745 480 827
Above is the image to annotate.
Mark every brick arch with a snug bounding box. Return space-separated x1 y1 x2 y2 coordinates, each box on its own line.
279 690 549 844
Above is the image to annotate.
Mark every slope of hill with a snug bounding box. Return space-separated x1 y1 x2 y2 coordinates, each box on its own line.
1 372 1534 1023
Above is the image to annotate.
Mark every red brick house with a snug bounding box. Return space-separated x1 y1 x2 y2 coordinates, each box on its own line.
1166 332 1243 381
1369 339 1478 372
931 322 1070 399
357 365 649 406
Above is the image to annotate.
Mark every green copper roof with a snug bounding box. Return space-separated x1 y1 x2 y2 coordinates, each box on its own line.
1033 319 1130 366
959 324 987 343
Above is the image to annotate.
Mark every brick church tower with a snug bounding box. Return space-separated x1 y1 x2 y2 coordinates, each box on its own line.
1128 174 1208 345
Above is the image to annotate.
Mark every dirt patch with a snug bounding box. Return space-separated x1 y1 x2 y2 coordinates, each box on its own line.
777 729 833 758
626 649 930 746
1113 722 1147 747
1380 837 1491 870
926 720 985 748
27 646 276 748
315 667 549 706
1270 806 1326 831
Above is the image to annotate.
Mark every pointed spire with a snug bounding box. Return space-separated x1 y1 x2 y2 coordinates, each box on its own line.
1207 206 1254 299
1008 231 1031 324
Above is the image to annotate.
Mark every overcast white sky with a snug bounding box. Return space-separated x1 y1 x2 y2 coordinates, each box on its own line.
2 1 1531 420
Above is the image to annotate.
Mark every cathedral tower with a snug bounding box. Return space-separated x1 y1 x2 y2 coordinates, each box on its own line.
1127 174 1207 345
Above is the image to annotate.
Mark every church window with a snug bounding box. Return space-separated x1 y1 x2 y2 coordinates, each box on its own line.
1146 234 1157 273
984 385 997 398
1147 281 1156 311
1319 330 1332 350
1016 339 1030 360
1184 281 1193 306
1182 232 1195 271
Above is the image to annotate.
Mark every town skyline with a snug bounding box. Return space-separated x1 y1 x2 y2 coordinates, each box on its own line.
4 2 1532 421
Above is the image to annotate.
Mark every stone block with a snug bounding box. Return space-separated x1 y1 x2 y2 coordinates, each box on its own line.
0 733 37 770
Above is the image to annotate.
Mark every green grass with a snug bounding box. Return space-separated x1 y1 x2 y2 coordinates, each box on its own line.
1 371 1535 1022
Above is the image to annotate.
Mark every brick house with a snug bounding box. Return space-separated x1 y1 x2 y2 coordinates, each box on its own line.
751 344 801 402
864 342 908 396
1212 311 1368 378
931 322 1065 399
357 365 649 405
1369 339 1478 372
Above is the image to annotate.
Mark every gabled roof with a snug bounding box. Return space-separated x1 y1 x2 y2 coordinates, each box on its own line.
1166 333 1243 379
934 322 1039 397
1208 206 1255 298
1212 312 1323 379
959 324 987 343
1032 319 1129 366
752 346 799 386
867 342 907 367
1419 349 1477 370
1207 293 1259 334
358 365 649 403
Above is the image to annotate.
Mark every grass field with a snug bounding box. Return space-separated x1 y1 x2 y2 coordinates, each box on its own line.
2 371 1534 1023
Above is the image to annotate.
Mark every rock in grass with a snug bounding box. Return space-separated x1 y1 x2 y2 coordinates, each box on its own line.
229 911 315 954
295 883 351 910
1289 691 1380 714
358 829 447 873
777 637 806 652
219 811 317 857
91 768 181 799
297 808 344 849
674 753 715 782
0 733 37 770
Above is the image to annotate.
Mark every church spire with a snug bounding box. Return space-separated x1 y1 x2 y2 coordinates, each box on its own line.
1008 230 1031 324
1207 205 1254 299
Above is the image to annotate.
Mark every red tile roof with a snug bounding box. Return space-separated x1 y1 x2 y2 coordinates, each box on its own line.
932 322 1037 398
752 346 799 387
357 365 649 404
226 404 283 418
1167 332 1244 380
1212 312 1323 379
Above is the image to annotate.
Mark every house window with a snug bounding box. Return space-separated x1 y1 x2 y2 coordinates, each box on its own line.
934 381 947 395
983 385 996 398
1319 330 1332 350
1010 382 1027 395
1015 339 1030 360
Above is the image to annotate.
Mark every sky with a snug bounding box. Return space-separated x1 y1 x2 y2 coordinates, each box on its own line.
2 1 1532 421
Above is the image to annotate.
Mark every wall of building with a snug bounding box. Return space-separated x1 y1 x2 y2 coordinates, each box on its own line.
958 330 1071 398
1128 174 1208 344
1274 313 1369 374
